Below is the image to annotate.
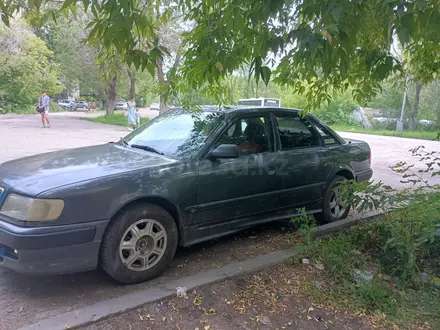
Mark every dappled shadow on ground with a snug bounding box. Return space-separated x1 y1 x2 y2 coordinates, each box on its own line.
84 263 381 330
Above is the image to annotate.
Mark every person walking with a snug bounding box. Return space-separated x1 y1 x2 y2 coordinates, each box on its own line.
38 90 51 128
127 98 136 131
135 108 141 128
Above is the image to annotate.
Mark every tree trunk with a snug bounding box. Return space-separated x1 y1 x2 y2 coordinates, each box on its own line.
408 83 422 130
159 94 167 113
156 52 182 114
106 75 117 116
156 57 167 114
127 69 136 100
228 76 236 103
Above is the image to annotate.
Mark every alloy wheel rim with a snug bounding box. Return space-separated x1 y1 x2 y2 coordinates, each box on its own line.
329 188 347 219
119 219 167 272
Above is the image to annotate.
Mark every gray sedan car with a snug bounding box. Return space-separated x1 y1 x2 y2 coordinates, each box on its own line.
0 106 372 284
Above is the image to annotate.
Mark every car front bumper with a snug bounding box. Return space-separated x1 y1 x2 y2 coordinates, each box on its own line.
0 219 109 275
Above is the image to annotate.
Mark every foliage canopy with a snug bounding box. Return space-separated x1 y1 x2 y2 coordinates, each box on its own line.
0 20 60 113
1 0 439 109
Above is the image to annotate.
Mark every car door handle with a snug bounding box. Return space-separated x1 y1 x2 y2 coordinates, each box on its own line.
268 169 276 175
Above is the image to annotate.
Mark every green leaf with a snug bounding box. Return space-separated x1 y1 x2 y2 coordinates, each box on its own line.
82 0 89 11
253 56 262 84
396 26 410 46
50 10 57 24
60 0 77 11
147 61 156 77
260 66 271 86
1 13 10 27
330 6 343 22
70 5 77 19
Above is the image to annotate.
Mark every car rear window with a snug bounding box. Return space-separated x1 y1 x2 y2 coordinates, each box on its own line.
310 120 340 146
274 114 319 149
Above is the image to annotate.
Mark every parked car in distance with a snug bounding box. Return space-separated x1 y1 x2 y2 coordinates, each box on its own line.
115 100 128 110
0 106 372 284
57 99 73 110
71 101 89 111
149 102 160 111
88 101 97 110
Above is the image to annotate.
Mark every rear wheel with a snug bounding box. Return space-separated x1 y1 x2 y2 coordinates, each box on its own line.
316 175 351 223
100 203 178 284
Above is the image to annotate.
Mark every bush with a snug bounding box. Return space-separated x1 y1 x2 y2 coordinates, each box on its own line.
338 146 440 284
349 280 399 315
311 91 358 125
309 233 367 282
0 20 61 114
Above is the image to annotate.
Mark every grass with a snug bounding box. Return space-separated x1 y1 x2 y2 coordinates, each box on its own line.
84 112 149 127
292 209 440 329
331 123 440 140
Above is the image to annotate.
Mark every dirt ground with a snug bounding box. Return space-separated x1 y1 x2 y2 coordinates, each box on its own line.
0 220 297 330
82 263 387 330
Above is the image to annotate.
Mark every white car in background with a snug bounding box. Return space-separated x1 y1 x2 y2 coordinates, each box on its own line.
114 100 128 110
150 102 160 111
57 99 74 110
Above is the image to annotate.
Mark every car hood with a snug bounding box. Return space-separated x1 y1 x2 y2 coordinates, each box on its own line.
0 143 176 196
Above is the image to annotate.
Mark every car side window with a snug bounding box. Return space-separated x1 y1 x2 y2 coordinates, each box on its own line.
310 120 340 146
275 114 319 150
215 116 272 154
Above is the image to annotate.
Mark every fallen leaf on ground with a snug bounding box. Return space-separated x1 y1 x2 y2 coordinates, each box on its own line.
193 295 204 306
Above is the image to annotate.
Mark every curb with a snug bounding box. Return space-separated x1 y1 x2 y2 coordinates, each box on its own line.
18 211 383 330
312 210 384 237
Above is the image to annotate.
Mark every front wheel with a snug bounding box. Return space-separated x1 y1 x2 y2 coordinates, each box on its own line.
100 203 178 284
316 175 351 223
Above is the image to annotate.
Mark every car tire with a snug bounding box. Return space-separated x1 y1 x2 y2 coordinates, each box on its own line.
315 175 351 223
99 203 178 284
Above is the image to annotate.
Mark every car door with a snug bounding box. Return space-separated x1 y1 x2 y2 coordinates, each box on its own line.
196 113 283 228
273 111 334 212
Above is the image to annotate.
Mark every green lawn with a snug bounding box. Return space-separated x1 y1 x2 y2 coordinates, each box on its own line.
331 124 439 140
84 113 149 127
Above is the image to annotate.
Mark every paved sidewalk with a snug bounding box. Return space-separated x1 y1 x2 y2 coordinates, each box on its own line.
0 114 125 163
0 109 159 164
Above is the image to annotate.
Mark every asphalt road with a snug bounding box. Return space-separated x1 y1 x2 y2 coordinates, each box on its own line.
0 113 439 329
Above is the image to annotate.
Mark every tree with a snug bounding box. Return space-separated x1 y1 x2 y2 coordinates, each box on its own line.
2 0 439 111
107 75 117 115
406 82 423 130
181 0 440 109
0 19 60 113
127 68 136 100
44 13 103 100
155 13 184 113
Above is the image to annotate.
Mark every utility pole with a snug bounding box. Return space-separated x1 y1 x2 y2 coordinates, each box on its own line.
396 76 409 132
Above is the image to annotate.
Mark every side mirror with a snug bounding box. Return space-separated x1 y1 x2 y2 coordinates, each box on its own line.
209 144 240 159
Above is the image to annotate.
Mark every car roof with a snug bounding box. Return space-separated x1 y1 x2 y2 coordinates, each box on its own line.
168 105 302 115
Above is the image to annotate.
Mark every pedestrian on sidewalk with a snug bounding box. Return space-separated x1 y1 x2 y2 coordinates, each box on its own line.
127 98 136 131
135 107 141 128
38 90 51 128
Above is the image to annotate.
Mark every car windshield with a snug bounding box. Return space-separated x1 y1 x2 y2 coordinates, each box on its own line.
123 109 226 158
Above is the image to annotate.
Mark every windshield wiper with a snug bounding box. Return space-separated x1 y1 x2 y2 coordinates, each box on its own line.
130 144 164 155
120 137 129 147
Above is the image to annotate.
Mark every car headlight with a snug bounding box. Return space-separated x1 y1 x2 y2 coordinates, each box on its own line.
0 194 64 221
